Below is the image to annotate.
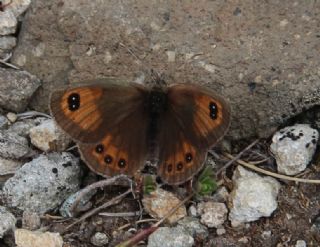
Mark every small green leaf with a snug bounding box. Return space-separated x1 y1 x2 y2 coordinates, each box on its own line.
143 175 157 195
195 166 218 196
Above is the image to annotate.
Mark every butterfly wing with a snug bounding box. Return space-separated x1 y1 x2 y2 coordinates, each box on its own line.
50 79 150 177
77 106 149 177
50 79 146 143
157 84 231 185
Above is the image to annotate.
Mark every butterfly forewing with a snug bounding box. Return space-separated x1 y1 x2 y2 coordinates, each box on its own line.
50 81 146 143
157 84 231 184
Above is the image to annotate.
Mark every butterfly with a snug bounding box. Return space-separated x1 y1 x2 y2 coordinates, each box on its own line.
50 78 231 185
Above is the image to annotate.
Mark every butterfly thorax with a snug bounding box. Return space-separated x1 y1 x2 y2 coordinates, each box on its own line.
146 88 168 115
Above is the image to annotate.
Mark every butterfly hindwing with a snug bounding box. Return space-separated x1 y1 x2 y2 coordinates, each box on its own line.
78 105 149 177
157 84 231 184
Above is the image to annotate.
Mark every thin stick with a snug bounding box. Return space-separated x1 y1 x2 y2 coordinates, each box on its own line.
117 218 159 231
70 175 131 213
225 153 320 184
99 211 142 217
216 139 260 175
63 189 131 233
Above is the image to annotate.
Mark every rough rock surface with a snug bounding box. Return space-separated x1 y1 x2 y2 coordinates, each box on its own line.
0 206 16 238
270 124 319 175
229 166 281 227
0 68 40 112
11 0 320 140
2 152 81 214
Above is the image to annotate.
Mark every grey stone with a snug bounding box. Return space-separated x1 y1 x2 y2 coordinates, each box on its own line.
0 68 41 112
0 206 16 238
2 152 81 214
59 188 96 218
270 124 319 175
0 36 16 50
0 115 9 129
90 232 109 246
229 166 281 227
0 130 31 159
177 217 209 240
0 10 17 35
148 227 194 247
8 119 40 137
4 0 32 18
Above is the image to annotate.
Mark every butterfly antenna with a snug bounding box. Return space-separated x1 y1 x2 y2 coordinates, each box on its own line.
117 41 166 87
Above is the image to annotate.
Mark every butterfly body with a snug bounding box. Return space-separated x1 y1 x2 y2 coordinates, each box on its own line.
50 79 230 185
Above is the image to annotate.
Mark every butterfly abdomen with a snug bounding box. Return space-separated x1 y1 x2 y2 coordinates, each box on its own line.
145 89 168 157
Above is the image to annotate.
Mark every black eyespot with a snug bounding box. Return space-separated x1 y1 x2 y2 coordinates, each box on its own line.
209 102 218 119
67 93 80 111
185 153 193 163
104 155 113 164
118 159 126 168
95 144 104 153
167 164 173 173
177 162 183 171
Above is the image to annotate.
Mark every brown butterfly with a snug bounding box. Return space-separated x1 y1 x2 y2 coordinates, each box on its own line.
50 78 231 185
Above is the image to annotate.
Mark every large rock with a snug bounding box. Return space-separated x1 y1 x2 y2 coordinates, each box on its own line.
10 0 320 140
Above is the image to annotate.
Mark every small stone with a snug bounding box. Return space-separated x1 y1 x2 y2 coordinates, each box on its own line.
187 205 197 217
270 124 319 175
9 118 42 137
142 188 187 224
178 217 208 240
22 211 41 231
0 206 17 238
90 232 109 246
295 240 307 247
6 112 17 123
197 201 228 228
2 152 81 214
0 68 41 112
238 236 249 244
30 119 72 152
15 229 63 247
279 19 289 27
0 130 31 159
212 186 229 202
166 51 176 62
254 75 262 83
229 166 280 227
0 36 16 50
3 0 32 17
103 50 112 64
60 188 96 217
0 10 17 35
0 114 9 129
148 227 194 247
261 230 272 239
216 227 226 235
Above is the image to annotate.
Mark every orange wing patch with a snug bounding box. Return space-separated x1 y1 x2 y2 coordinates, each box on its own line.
78 135 135 177
193 94 225 136
59 88 103 132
